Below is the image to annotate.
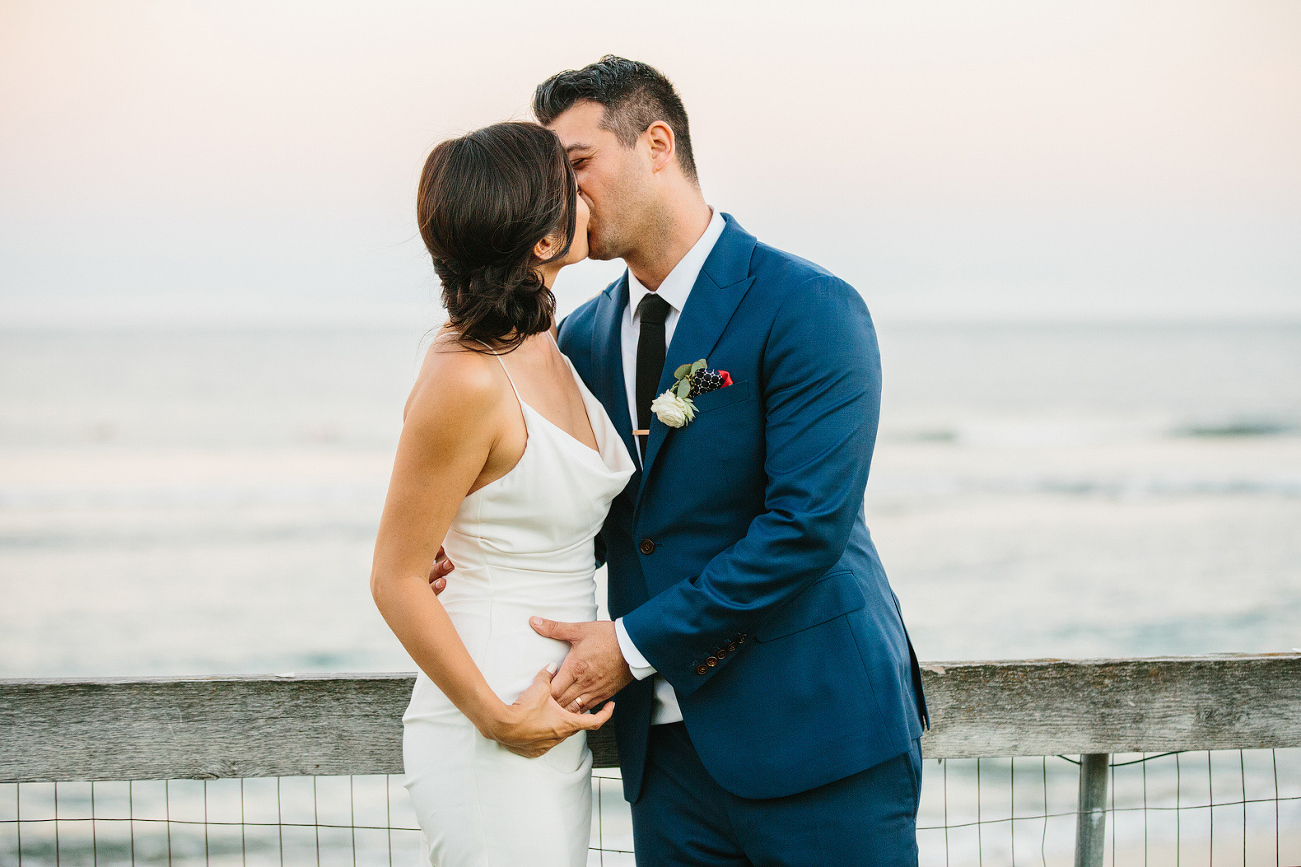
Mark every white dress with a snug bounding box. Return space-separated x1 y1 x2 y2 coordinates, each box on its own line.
402 344 635 867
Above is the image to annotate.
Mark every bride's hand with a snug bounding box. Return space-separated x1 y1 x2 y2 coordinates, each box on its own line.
483 664 615 758
427 546 453 594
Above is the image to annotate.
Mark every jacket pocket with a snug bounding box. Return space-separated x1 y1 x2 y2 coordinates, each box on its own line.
754 570 867 642
691 379 752 414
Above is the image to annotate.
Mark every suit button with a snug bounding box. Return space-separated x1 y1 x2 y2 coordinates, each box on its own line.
737 633 747 644
705 656 718 667
716 649 728 659
695 665 708 676
639 538 656 555
726 643 737 653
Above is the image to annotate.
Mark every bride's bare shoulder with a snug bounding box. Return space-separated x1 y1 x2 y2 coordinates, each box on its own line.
404 330 503 424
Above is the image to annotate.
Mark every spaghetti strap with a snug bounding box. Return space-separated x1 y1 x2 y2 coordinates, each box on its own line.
475 339 523 401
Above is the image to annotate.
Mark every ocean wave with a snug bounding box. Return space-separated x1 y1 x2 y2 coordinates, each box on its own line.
0 520 379 550
0 481 387 511
887 414 1301 447
1010 475 1301 498
1174 418 1300 438
869 474 1301 499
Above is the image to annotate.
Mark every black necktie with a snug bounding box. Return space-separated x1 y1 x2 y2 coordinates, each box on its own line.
635 293 671 459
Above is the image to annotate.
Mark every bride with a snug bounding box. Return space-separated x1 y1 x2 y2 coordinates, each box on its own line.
370 122 634 866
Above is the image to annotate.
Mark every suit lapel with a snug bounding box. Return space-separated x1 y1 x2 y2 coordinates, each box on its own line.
591 274 639 471
639 215 757 493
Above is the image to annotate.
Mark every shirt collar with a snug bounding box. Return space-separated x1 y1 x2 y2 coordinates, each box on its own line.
627 207 726 320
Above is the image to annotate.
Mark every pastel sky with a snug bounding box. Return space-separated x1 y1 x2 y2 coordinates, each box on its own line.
1 0 1298 326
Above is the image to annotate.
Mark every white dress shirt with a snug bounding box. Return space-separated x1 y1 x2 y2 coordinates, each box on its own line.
613 207 726 726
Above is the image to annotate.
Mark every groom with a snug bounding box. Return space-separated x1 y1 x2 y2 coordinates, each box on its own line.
525 57 930 865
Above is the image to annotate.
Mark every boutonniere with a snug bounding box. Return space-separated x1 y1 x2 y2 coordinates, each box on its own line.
651 359 733 429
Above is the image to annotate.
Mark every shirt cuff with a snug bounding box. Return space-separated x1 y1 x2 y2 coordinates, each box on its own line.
614 617 657 680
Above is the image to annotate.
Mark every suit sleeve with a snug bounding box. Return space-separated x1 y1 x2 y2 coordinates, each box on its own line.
619 275 881 697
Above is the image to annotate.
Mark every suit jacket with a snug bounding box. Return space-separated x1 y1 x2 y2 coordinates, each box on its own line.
558 214 927 802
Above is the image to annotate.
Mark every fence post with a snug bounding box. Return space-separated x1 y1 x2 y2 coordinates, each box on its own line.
1073 753 1109 867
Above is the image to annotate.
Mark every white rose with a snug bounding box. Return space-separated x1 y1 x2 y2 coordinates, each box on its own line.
651 391 696 428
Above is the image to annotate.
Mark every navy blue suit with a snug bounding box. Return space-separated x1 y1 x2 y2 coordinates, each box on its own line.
559 215 927 864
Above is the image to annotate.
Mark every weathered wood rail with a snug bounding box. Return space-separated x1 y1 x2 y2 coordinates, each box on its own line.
3 654 1299 866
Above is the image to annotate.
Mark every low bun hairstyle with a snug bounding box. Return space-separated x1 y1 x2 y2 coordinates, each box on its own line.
417 122 578 352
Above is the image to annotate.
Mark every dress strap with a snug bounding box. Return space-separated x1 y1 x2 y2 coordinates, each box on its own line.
474 340 523 402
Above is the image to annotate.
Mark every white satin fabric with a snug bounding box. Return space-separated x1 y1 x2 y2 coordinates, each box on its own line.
402 347 635 867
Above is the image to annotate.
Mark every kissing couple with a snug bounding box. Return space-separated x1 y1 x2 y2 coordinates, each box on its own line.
370 56 929 867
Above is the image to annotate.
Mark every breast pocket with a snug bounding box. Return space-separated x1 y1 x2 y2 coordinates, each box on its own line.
691 380 752 414
685 380 757 493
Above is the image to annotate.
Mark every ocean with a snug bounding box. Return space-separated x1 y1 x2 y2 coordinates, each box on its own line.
2 321 1297 677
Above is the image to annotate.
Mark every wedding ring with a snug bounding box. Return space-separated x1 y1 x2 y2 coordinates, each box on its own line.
574 696 585 709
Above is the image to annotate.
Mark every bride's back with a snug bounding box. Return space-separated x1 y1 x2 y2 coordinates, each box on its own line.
420 330 634 701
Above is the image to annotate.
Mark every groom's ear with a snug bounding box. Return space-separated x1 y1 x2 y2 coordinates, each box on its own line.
644 121 675 174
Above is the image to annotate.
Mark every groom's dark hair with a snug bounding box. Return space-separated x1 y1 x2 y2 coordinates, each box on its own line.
533 56 698 183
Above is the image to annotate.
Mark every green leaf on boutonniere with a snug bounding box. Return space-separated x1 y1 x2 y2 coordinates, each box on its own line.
674 362 694 379
691 359 706 374
676 378 692 399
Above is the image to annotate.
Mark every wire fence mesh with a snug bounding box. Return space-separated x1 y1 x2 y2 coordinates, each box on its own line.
2 750 1297 866
917 750 1301 867
0 775 420 867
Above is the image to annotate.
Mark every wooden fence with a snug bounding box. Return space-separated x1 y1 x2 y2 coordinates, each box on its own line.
3 653 1299 865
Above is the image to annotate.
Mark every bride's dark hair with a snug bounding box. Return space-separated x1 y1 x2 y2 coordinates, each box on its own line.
417 122 578 352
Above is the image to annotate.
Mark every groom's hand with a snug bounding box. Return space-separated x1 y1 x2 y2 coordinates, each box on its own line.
529 618 633 712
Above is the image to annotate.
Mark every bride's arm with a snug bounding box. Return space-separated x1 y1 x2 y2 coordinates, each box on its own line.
370 346 611 757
